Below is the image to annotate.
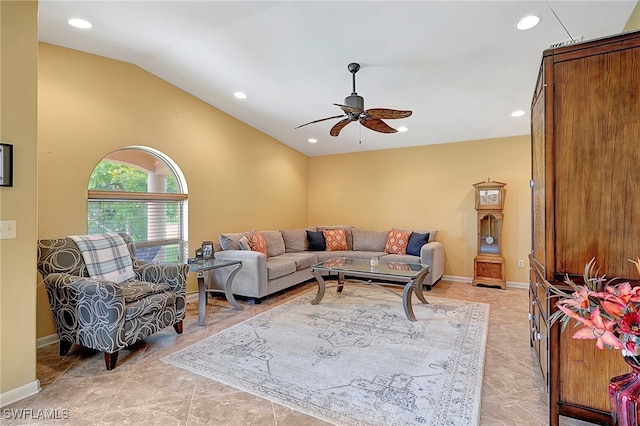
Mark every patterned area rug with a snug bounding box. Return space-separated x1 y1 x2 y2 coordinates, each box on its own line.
163 285 489 425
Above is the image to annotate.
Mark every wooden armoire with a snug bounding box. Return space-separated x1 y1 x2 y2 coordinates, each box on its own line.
529 30 640 425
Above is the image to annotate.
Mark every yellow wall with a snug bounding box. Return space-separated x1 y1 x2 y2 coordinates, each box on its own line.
624 2 640 31
0 1 39 400
37 43 309 337
309 136 532 283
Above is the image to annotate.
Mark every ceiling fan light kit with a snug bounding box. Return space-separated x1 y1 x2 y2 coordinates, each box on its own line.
296 62 412 137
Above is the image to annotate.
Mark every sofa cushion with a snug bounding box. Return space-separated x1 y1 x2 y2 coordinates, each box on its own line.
248 233 269 256
307 230 326 251
260 230 286 257
322 228 348 251
280 228 312 253
406 232 430 256
341 250 387 260
277 252 318 270
318 225 354 250
265 257 296 280
352 229 388 251
380 253 421 265
314 250 354 262
219 231 255 250
384 229 411 255
238 236 251 250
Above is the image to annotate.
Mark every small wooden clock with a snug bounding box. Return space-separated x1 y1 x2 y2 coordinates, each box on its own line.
472 178 507 289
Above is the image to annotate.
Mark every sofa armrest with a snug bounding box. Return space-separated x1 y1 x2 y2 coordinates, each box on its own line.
43 273 127 352
132 260 188 295
213 250 268 298
420 241 445 286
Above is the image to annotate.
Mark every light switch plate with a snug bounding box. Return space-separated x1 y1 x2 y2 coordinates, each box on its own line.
0 220 17 239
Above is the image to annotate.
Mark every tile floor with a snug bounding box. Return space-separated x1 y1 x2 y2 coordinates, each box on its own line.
2 279 600 425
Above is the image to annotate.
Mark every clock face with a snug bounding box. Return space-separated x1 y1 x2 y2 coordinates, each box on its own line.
480 189 500 205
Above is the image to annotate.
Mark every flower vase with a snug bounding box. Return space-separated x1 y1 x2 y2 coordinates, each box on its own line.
609 357 640 426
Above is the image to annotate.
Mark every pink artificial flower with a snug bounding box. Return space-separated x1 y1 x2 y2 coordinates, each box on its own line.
558 305 624 350
599 283 640 319
557 286 591 310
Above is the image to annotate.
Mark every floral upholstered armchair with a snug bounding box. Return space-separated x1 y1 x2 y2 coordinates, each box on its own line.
37 233 188 370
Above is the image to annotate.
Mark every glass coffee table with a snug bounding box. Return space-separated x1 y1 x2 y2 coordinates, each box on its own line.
188 258 243 326
309 257 430 321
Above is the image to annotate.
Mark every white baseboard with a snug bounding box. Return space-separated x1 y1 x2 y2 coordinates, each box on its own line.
0 380 40 408
506 280 529 289
442 275 528 289
442 275 472 283
36 334 59 349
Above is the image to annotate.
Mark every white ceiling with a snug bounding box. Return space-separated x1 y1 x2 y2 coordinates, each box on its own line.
38 1 637 156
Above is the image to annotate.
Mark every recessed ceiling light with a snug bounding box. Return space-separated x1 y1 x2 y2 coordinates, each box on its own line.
516 15 541 31
68 18 92 29
511 110 526 117
397 126 408 132
233 92 247 99
307 138 318 144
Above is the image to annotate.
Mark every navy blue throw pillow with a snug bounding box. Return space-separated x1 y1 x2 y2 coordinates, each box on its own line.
406 232 430 256
306 230 326 251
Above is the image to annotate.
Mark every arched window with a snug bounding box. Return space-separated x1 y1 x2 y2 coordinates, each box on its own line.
87 146 188 263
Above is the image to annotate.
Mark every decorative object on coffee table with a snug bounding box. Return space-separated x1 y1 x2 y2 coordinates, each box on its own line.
472 178 506 289
201 240 214 259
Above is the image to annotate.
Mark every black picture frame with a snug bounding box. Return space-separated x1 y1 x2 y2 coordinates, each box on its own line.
201 241 214 259
0 143 13 187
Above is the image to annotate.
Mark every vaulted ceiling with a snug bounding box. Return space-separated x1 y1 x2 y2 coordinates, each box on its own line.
38 1 637 156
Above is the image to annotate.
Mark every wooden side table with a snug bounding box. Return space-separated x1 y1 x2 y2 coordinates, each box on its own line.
188 258 243 326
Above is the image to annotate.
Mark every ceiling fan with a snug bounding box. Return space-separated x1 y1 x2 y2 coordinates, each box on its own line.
295 63 412 137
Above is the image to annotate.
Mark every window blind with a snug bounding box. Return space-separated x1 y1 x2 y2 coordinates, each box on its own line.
88 191 188 263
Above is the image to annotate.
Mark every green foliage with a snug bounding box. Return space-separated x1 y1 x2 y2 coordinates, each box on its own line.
89 161 148 191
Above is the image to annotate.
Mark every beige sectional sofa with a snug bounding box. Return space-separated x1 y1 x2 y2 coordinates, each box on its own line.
211 226 444 302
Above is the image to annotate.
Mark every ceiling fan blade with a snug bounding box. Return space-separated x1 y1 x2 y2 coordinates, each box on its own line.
295 114 345 129
329 118 356 137
334 103 363 115
360 117 397 134
366 108 413 120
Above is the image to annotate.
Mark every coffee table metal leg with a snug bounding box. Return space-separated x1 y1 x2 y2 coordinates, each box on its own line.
402 280 417 322
337 272 345 292
311 269 326 305
414 273 429 305
224 263 243 311
198 275 207 326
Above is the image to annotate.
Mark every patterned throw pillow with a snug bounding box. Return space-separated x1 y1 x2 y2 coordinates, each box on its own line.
322 228 348 251
384 229 411 254
248 232 269 256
